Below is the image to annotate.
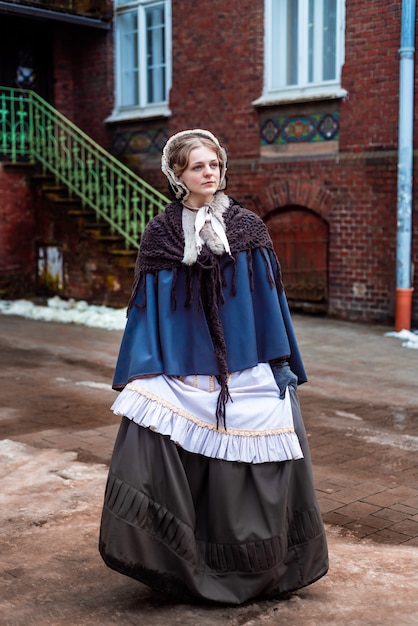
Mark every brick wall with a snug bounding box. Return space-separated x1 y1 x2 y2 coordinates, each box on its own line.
53 27 76 120
53 21 114 149
340 0 403 152
169 0 264 158
0 166 36 297
72 25 114 150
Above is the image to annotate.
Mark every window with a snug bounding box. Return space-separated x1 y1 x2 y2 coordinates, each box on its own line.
258 0 345 104
112 0 171 120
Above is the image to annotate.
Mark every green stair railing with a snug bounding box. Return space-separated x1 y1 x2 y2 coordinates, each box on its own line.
0 86 169 248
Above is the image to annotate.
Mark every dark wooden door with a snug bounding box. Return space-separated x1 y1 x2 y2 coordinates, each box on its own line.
266 207 329 311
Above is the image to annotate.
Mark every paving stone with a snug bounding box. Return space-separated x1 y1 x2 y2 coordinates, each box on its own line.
388 519 418 537
317 496 346 514
344 521 378 538
402 537 418 546
327 484 387 505
371 528 412 544
340 455 390 470
403 495 418 508
357 515 393 530
334 501 382 519
362 491 410 507
391 503 418 516
322 511 352 526
373 508 410 523
387 485 418 498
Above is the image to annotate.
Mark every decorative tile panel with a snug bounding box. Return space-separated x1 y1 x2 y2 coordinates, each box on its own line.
111 129 168 158
261 112 339 146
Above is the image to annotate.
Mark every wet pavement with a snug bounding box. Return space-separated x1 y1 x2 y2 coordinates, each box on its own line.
1 312 418 625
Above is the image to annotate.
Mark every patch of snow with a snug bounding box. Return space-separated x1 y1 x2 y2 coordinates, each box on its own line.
0 296 127 331
75 381 113 391
333 410 363 421
385 329 418 349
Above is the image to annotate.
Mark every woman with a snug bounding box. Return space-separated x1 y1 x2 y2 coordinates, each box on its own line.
99 129 328 605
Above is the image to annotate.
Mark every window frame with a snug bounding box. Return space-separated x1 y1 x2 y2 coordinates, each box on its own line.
108 0 172 122
255 0 346 106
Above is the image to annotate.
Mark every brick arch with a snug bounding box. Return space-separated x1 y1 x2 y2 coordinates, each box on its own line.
257 180 336 219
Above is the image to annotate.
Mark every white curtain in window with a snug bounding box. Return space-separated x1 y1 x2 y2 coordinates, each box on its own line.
146 4 166 104
119 10 139 106
270 0 338 91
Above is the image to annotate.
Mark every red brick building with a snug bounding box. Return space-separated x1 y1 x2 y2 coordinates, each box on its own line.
0 0 417 325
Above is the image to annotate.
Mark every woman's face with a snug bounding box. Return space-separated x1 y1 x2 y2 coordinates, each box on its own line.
179 145 221 207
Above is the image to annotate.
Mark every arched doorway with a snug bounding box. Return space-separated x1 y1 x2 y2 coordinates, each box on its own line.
265 206 329 312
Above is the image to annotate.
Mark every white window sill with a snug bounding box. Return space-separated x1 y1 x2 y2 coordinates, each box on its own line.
253 86 347 107
105 104 172 124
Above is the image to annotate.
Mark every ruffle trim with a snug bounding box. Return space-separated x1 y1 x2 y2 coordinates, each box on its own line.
111 384 304 464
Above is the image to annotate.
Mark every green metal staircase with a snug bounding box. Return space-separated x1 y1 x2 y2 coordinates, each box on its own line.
0 86 169 249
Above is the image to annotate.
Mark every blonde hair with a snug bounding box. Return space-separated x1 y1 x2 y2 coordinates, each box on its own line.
169 136 224 178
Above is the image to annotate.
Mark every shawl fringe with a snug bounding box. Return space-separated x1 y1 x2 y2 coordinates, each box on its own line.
126 194 284 428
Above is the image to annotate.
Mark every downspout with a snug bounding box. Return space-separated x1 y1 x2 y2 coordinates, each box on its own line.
395 0 416 331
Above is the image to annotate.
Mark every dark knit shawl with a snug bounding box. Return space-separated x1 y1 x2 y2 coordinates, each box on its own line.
127 195 284 428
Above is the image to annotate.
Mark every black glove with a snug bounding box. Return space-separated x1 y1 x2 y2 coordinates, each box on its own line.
270 360 298 399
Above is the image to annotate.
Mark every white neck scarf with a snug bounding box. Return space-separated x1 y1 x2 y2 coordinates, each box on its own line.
181 192 231 265
192 204 231 256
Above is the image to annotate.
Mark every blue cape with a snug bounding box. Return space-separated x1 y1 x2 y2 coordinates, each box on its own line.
113 248 307 389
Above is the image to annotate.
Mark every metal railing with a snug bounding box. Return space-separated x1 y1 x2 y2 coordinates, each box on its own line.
0 86 169 248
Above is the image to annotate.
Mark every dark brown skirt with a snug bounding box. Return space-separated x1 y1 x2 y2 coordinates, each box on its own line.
99 389 328 604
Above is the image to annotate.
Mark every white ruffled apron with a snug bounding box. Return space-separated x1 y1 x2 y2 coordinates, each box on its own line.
111 362 303 464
